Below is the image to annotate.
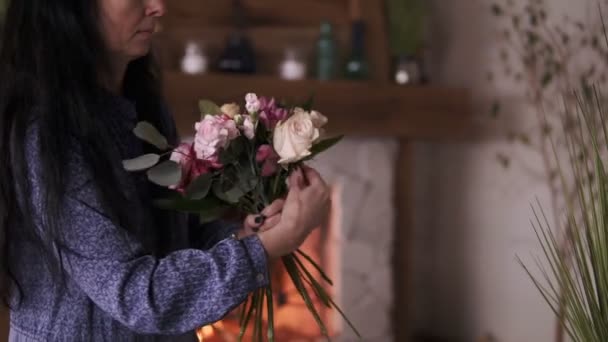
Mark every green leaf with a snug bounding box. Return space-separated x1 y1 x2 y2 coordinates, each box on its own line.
225 186 245 203
301 135 344 162
239 295 256 340
219 138 246 165
133 122 169 150
199 99 222 117
219 149 236 165
301 93 316 112
185 173 213 200
283 255 328 337
146 160 181 187
122 154 160 171
296 249 333 285
237 167 257 193
239 295 254 339
212 181 244 204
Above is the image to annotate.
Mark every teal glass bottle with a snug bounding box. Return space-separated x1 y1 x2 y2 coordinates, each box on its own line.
316 21 337 81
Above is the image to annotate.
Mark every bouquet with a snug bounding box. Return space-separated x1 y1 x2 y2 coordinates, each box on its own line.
122 93 359 341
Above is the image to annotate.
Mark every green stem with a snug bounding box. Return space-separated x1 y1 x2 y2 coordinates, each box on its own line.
266 285 275 342
293 254 331 308
296 249 334 285
283 254 329 337
271 171 282 198
239 293 256 341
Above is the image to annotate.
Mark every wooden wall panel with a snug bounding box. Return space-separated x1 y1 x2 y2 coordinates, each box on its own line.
163 0 351 28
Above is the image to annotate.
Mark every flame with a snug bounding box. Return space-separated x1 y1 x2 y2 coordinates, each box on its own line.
195 322 225 342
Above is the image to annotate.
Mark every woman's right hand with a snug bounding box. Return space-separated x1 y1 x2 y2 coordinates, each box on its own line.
257 166 331 259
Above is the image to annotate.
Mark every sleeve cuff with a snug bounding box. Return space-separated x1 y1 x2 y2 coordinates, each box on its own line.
239 234 270 287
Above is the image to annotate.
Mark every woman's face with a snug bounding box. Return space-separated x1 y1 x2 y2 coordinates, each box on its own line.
98 0 165 62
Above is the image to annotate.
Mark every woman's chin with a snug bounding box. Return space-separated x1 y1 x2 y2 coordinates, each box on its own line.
127 46 151 61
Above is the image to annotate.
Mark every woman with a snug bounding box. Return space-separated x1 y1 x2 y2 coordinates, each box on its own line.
0 1 330 341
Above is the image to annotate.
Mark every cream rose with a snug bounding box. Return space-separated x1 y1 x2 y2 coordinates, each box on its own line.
310 110 328 128
273 110 320 164
220 103 240 118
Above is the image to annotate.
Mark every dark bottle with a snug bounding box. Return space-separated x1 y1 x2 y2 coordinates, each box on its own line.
344 20 370 80
217 0 256 74
316 21 337 81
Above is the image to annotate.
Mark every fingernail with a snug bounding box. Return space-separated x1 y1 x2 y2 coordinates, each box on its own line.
254 215 266 225
252 227 260 233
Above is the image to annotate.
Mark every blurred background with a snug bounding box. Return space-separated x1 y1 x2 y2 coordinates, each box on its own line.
3 0 608 341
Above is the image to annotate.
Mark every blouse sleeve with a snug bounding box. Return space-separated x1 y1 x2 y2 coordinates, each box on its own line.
24 127 269 335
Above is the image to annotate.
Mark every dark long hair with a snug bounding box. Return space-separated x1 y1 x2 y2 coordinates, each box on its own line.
0 1 173 303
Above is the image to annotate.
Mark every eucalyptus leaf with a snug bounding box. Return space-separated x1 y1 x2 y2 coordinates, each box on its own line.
185 173 213 200
199 99 222 117
238 167 257 193
219 149 235 165
212 181 244 204
133 122 169 150
230 138 245 157
146 160 181 187
122 154 160 171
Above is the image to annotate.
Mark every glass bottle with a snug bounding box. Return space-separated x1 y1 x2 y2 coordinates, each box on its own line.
344 21 370 80
216 0 256 74
316 21 337 81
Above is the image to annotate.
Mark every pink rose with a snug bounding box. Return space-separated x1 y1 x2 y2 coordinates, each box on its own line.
170 143 192 167
258 96 288 129
241 115 257 140
245 93 261 113
256 144 280 177
170 143 221 193
194 114 239 160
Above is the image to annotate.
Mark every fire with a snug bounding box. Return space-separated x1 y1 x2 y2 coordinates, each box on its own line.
195 322 225 342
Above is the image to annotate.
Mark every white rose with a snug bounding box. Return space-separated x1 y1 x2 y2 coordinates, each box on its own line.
293 108 328 141
220 103 240 118
273 111 320 164
310 110 328 128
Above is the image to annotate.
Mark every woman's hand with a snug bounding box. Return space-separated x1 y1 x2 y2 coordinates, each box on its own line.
239 199 285 239
258 166 331 259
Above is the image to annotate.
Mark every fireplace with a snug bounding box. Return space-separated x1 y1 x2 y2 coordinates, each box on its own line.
198 138 398 342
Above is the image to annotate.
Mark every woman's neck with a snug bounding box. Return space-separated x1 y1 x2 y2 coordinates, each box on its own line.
104 55 130 94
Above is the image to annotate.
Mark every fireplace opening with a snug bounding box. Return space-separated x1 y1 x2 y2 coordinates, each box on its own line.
198 184 342 342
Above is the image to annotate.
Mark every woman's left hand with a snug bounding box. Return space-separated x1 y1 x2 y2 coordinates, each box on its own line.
239 199 285 238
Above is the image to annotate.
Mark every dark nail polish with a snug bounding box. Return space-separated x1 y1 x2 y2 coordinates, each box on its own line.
254 215 266 225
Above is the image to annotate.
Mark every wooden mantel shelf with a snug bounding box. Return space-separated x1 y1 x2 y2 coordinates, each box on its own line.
163 71 472 140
